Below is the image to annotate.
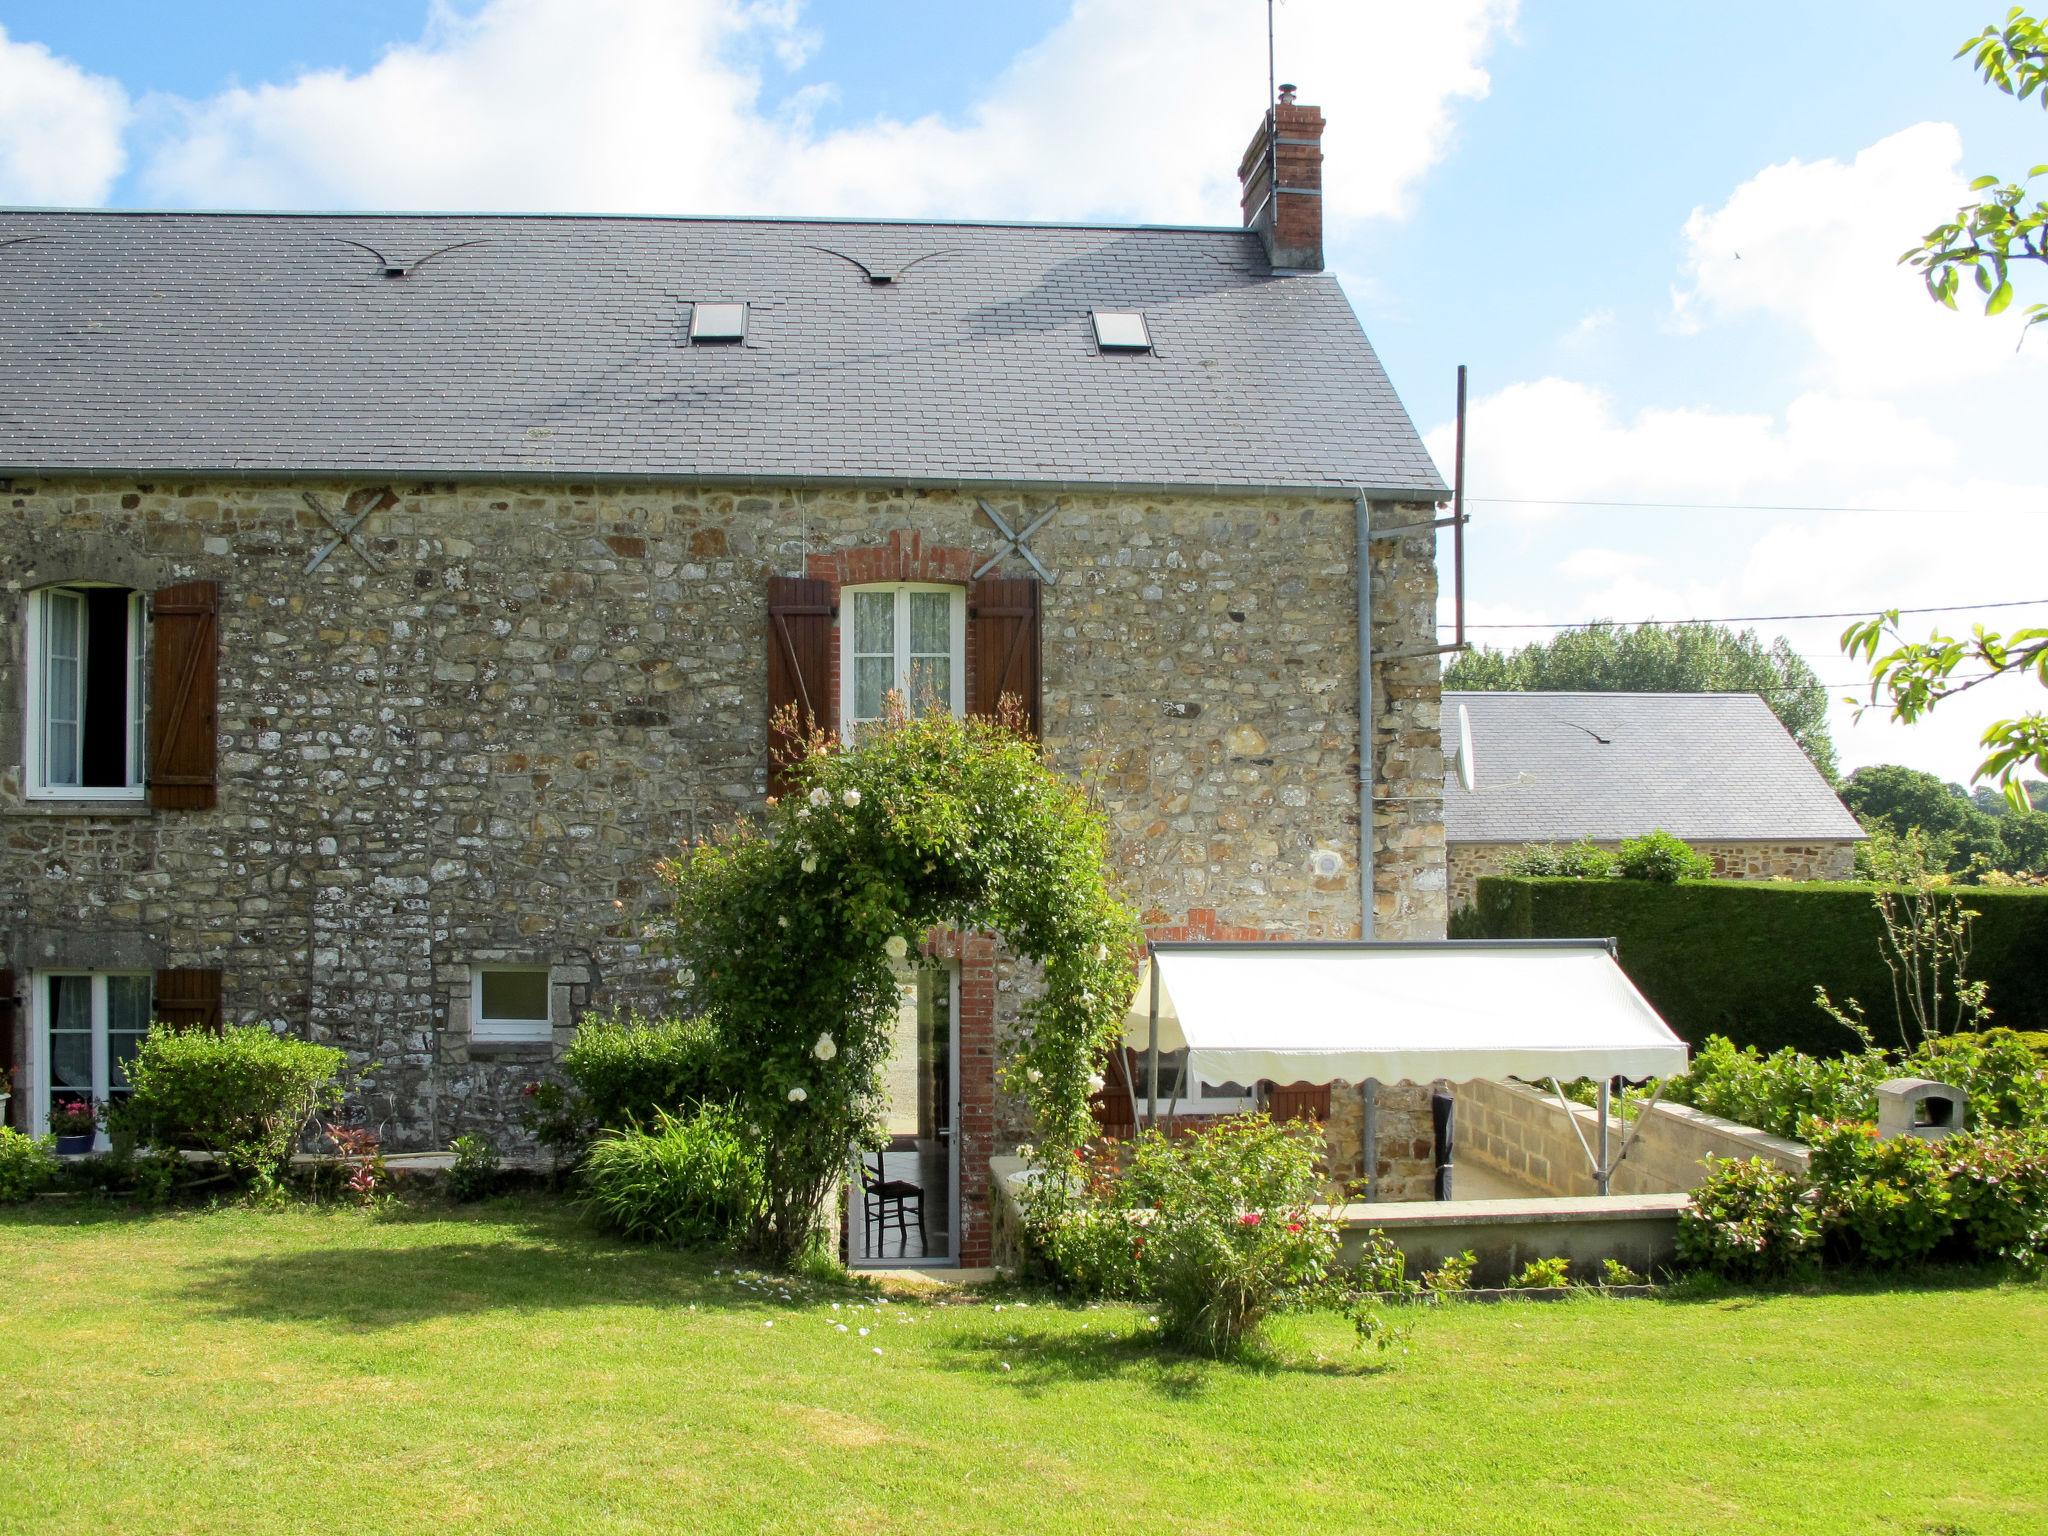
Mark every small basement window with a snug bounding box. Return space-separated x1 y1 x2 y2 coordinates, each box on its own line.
471 967 554 1043
1091 310 1152 351
689 302 747 343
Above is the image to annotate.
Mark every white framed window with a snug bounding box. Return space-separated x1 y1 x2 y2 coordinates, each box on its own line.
25 584 145 800
1130 1049 1257 1116
839 583 966 731
471 967 554 1043
31 972 152 1141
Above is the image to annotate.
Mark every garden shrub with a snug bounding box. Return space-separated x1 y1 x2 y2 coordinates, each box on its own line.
1666 1036 1887 1138
1676 1157 1822 1283
1116 1114 1340 1357
0 1126 59 1202
1471 875 2048 1056
1917 1029 2048 1129
1499 839 1617 879
1614 829 1714 883
1033 1142 1147 1298
562 1010 728 1130
1509 1256 1573 1289
117 1025 347 1183
446 1132 501 1202
1939 1127 2048 1270
1421 1249 1477 1294
580 1106 764 1249
1806 1121 1952 1266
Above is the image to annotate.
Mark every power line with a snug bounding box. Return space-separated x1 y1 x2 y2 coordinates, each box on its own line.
1465 495 2048 516
1441 597 2048 632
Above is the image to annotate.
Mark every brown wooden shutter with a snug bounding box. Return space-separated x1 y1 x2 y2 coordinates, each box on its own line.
1268 1082 1332 1124
154 968 223 1032
969 577 1042 739
766 576 834 797
0 969 19 1130
148 580 220 811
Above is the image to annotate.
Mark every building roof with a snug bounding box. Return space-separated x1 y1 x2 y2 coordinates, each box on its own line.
0 210 1446 496
1442 691 1865 846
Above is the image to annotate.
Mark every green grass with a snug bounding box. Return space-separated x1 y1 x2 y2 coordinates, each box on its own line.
2 1199 2044 1536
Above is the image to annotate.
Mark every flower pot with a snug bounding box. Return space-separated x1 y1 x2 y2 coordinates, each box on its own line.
55 1132 94 1155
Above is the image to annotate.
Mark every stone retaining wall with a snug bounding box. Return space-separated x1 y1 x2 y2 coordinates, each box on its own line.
1453 1077 1808 1198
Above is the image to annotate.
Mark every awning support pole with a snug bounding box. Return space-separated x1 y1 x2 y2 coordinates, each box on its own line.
1597 1078 1612 1197
1551 1075 1671 1194
1361 1079 1380 1202
1146 959 1161 1129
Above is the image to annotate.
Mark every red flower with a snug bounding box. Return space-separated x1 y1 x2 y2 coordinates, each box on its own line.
1286 1222 1302 1233
1238 1211 1262 1226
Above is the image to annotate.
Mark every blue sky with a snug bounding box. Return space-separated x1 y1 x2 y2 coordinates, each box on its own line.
2 0 2043 780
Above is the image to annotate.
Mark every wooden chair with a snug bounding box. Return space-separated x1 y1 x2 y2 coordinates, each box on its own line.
860 1153 925 1259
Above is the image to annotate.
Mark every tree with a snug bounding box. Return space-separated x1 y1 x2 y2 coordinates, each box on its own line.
1445 621 1838 779
1860 13 2048 804
1842 762 2048 875
1899 9 2048 332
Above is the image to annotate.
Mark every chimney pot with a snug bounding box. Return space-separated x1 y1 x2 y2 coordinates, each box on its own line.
1237 90 1324 272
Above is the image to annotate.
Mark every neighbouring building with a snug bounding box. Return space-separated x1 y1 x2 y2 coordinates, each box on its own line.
1 93 1451 1264
1443 690 1865 913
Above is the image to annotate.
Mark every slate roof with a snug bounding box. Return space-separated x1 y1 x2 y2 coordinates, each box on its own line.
0 210 1446 495
1442 691 1865 845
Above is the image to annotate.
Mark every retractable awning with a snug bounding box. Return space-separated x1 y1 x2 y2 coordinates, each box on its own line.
1123 940 1688 1087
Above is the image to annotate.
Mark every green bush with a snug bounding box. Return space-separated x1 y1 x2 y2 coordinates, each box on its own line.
1940 1127 2048 1270
1806 1121 1952 1266
579 1106 764 1249
1118 1114 1340 1357
1918 1030 2048 1128
1614 830 1715 883
446 1132 501 1202
1676 1157 1822 1283
1471 876 2048 1056
562 1011 728 1130
1499 839 1617 879
0 1126 60 1202
116 1025 347 1183
1509 1256 1573 1289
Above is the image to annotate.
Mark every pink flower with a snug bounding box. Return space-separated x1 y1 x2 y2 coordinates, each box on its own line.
1286 1221 1302 1233
1238 1211 1262 1227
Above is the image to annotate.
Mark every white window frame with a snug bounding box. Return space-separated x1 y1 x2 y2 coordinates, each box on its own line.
28 970 153 1144
1134 1050 1258 1117
838 583 966 732
24 584 146 801
470 966 556 1044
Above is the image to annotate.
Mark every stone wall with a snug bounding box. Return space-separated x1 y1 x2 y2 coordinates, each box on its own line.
1447 838 1860 914
2 478 1443 1182
1452 1077 1809 1198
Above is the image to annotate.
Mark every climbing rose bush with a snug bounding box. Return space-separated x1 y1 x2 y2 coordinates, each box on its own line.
658 699 1139 1266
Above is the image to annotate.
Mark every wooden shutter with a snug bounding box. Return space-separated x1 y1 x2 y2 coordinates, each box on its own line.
148 580 220 811
766 576 834 797
969 577 1042 739
1267 1082 1332 1124
0 969 18 1130
154 968 223 1032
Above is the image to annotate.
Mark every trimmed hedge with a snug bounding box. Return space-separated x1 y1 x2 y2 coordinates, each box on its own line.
1470 876 2048 1056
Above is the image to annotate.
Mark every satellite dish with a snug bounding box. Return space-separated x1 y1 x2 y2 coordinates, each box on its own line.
1450 703 1478 793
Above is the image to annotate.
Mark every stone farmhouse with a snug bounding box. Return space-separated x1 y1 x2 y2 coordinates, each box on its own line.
1443 690 1864 912
0 96 1452 1265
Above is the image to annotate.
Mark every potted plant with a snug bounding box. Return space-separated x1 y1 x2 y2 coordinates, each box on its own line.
48 1095 100 1155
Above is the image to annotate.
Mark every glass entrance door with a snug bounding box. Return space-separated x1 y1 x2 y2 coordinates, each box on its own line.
850 964 957 1266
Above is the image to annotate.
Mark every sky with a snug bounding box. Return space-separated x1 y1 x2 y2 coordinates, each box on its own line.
2 0 2043 786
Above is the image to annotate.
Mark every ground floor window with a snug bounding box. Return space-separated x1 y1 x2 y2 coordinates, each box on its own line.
471 967 554 1043
36 972 151 1140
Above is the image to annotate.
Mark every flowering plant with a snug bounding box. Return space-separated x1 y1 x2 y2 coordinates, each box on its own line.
47 1097 100 1137
657 695 1139 1266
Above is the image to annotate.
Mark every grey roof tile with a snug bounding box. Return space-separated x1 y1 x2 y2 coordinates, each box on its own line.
0 211 1444 494
1442 691 1865 845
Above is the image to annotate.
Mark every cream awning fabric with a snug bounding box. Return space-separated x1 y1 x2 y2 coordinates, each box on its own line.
1123 941 1688 1086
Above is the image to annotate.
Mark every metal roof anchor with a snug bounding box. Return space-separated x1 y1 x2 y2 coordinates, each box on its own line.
973 498 1057 584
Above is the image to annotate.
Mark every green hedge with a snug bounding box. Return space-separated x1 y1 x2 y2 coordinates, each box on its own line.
1469 877 2048 1056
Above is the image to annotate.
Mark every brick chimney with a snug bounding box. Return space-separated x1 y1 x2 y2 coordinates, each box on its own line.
1237 83 1325 272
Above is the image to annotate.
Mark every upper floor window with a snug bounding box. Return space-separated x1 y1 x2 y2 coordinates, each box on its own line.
26 585 144 800
840 584 965 730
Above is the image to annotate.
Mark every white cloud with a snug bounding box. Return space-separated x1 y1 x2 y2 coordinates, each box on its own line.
0 24 128 204
1674 122 2042 393
131 0 1516 223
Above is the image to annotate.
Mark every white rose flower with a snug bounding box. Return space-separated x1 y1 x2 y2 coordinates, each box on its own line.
808 787 830 808
1096 943 1109 963
796 806 810 821
1087 1073 1105 1094
801 855 818 874
1026 1067 1043 1084
842 788 861 807
884 934 908 961
787 1086 808 1104
778 915 789 928
813 1032 837 1061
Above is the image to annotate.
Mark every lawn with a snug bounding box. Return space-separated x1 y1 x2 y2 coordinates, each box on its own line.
1 1199 2043 1536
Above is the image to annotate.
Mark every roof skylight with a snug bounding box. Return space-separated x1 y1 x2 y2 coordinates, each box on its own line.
689 302 747 343
1091 310 1152 351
